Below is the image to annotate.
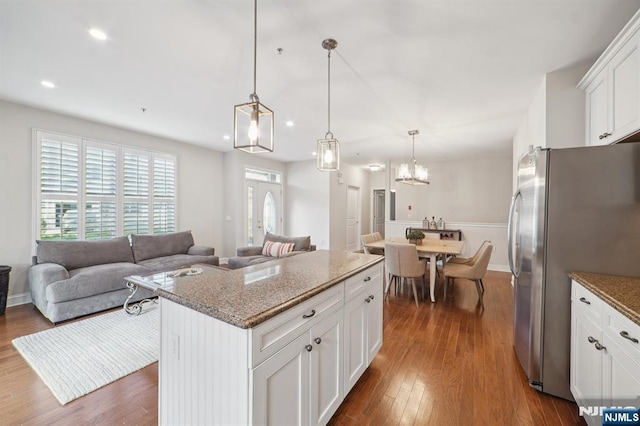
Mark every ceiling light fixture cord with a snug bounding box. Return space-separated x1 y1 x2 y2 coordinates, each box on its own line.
327 47 332 137
252 0 258 101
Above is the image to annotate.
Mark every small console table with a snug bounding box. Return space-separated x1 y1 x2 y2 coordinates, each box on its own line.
406 227 462 241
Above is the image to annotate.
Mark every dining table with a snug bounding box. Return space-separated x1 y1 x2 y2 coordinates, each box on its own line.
364 237 464 302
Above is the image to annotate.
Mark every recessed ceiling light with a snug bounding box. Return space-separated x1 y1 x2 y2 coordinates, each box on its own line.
223 135 230 140
41 80 55 88
369 164 383 172
89 28 108 40
312 151 317 156
285 121 294 127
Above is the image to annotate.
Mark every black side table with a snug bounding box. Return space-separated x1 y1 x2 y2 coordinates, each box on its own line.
0 265 12 315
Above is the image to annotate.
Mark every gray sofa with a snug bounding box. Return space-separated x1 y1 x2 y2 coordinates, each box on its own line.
228 232 315 269
29 230 218 323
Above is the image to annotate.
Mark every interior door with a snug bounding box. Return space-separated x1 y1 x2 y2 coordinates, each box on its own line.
247 181 282 246
346 186 360 251
372 189 385 238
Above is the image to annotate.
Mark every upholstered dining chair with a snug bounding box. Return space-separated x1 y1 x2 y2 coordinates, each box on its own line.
384 243 427 307
443 241 493 302
361 233 384 255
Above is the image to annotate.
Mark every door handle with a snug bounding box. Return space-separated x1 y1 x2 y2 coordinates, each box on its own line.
507 190 522 277
314 337 322 345
598 132 612 140
579 297 591 305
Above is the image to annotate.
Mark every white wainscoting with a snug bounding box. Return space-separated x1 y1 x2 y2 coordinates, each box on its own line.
385 221 509 272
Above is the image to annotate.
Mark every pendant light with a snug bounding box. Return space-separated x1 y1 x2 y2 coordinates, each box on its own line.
396 130 429 185
317 38 340 171
234 0 274 153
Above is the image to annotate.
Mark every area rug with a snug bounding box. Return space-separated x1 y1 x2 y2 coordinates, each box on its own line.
12 306 159 405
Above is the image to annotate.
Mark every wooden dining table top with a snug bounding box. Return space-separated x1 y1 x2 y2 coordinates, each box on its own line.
365 237 464 256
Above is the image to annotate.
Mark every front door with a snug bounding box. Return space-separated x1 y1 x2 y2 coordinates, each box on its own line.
247 181 282 246
346 186 360 251
373 189 385 238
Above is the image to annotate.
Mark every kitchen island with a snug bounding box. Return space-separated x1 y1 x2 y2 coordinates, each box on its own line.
127 250 384 425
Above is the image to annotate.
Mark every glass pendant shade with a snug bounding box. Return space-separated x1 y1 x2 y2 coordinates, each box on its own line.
317 135 340 171
234 99 274 153
396 130 429 185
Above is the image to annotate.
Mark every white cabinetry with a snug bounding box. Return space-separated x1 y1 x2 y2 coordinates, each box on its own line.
343 264 383 393
580 13 640 146
159 261 384 425
570 281 640 426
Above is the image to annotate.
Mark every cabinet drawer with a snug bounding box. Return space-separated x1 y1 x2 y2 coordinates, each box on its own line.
572 281 603 321
345 263 383 302
604 306 640 360
250 283 344 368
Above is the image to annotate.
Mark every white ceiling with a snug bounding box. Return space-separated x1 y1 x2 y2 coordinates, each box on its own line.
2 1 640 168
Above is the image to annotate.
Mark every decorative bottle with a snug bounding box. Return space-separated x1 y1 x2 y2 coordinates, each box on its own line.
437 217 445 230
422 217 429 228
429 216 437 230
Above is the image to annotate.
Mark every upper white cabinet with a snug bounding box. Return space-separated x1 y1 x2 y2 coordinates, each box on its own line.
579 11 640 146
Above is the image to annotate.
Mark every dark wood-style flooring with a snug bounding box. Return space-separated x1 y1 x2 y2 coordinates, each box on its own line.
0 270 585 425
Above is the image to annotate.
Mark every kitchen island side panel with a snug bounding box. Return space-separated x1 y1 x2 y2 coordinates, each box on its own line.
160 298 250 426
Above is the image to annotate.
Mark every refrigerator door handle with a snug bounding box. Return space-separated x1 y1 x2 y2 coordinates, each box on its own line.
508 189 522 277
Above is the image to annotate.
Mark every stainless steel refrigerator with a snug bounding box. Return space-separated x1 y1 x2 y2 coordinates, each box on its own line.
508 143 640 401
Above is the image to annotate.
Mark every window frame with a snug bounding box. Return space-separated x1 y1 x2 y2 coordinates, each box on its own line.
32 129 177 246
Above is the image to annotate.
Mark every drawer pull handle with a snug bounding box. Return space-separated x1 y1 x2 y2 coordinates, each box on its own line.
365 296 371 303
302 309 316 319
587 336 596 344
314 337 322 345
305 344 313 352
364 277 371 282
579 297 591 305
620 331 639 344
595 342 606 351
370 294 375 300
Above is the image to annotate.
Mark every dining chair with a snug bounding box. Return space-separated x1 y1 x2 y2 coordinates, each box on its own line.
361 233 384 255
384 243 427 307
372 232 383 241
443 241 493 302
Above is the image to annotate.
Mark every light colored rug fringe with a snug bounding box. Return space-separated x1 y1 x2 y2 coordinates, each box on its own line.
12 306 159 405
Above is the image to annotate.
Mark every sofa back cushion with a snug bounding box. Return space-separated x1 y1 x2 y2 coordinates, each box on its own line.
131 231 194 262
36 236 134 270
263 232 311 252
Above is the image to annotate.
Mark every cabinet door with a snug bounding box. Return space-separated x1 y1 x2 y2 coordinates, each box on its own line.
610 33 640 142
309 310 343 426
585 72 609 146
366 280 383 361
253 333 310 426
343 292 367 394
571 306 603 406
602 337 640 404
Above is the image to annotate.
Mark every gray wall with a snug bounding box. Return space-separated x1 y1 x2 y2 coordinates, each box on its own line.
0 100 224 301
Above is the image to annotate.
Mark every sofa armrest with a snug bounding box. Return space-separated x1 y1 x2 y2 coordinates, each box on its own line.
236 246 263 257
309 245 316 251
29 262 69 285
187 245 215 256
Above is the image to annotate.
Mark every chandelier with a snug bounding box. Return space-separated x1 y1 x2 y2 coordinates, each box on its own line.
233 0 274 153
396 130 429 185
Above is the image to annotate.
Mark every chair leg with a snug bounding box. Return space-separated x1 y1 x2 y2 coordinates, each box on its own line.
410 278 419 308
479 279 485 294
475 280 483 299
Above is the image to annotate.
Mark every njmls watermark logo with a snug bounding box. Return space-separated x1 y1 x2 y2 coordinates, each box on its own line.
580 398 640 425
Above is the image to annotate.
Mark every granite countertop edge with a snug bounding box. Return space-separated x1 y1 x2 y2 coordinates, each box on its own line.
157 256 384 329
569 272 640 327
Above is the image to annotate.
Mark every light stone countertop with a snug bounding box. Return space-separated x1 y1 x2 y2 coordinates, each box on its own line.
128 250 384 329
569 272 640 326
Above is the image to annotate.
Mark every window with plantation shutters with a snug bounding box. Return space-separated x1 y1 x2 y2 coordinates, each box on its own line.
34 130 177 241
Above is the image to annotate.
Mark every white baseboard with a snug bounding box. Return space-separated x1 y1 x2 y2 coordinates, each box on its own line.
7 292 32 307
488 264 510 273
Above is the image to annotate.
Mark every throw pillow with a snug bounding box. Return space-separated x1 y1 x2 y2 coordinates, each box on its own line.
262 241 295 258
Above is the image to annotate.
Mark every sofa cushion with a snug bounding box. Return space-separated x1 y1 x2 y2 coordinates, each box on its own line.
46 262 151 303
131 231 194 262
36 237 134 270
262 241 294 257
263 232 311 252
137 254 219 272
